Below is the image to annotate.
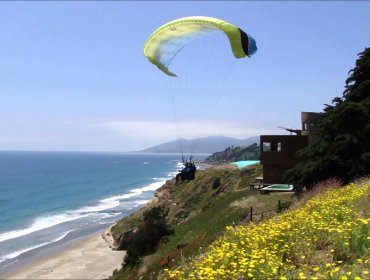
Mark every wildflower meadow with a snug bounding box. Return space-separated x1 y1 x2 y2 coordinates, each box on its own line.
161 181 370 279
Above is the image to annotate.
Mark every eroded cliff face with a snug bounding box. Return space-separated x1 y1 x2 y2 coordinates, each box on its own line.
110 178 176 248
111 177 192 248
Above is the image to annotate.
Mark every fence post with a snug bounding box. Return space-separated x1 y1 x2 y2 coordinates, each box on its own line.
250 206 253 222
278 200 281 213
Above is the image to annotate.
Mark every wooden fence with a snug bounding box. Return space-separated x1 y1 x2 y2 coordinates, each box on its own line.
246 200 293 222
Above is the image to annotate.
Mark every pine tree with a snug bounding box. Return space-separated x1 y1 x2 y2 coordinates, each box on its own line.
285 48 370 189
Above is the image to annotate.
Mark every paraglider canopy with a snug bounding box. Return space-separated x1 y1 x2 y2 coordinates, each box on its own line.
143 16 257 76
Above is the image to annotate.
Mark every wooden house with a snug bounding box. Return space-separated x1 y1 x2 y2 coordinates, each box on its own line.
260 112 320 184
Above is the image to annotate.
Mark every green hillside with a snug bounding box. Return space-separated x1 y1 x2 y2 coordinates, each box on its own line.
109 163 294 279
160 179 370 280
204 143 260 163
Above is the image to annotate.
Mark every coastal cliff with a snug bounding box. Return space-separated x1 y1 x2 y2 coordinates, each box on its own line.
109 162 294 279
111 163 262 245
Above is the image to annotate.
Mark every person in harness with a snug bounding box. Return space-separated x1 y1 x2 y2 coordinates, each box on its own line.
176 156 197 183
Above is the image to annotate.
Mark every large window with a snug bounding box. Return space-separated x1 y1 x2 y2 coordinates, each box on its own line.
262 142 282 152
262 142 271 152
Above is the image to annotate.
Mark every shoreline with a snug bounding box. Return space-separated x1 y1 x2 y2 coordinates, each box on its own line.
1 226 125 279
0 153 197 279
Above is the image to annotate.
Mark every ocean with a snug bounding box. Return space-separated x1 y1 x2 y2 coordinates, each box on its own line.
0 151 207 275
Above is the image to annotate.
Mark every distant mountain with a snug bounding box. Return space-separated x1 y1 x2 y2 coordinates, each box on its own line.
137 136 260 154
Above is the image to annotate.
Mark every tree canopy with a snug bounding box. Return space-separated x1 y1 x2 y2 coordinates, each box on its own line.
285 48 370 189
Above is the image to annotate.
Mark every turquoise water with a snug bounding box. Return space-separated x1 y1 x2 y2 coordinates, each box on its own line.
231 160 260 169
0 151 207 273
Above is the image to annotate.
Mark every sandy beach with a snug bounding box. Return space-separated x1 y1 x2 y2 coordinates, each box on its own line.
2 227 125 279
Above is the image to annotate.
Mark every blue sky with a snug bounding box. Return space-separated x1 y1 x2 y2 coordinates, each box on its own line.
0 1 369 152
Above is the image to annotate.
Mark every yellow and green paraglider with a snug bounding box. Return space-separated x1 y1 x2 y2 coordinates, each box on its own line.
143 16 257 76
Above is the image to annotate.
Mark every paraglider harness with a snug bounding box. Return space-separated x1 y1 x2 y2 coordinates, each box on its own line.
176 155 197 183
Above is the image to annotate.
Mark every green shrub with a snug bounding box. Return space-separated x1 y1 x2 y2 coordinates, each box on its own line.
212 177 221 189
123 206 174 267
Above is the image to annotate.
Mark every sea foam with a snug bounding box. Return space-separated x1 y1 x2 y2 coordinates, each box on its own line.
0 213 87 244
0 229 75 263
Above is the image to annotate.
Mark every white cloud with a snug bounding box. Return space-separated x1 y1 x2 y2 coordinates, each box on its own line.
93 119 271 141
0 116 282 152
